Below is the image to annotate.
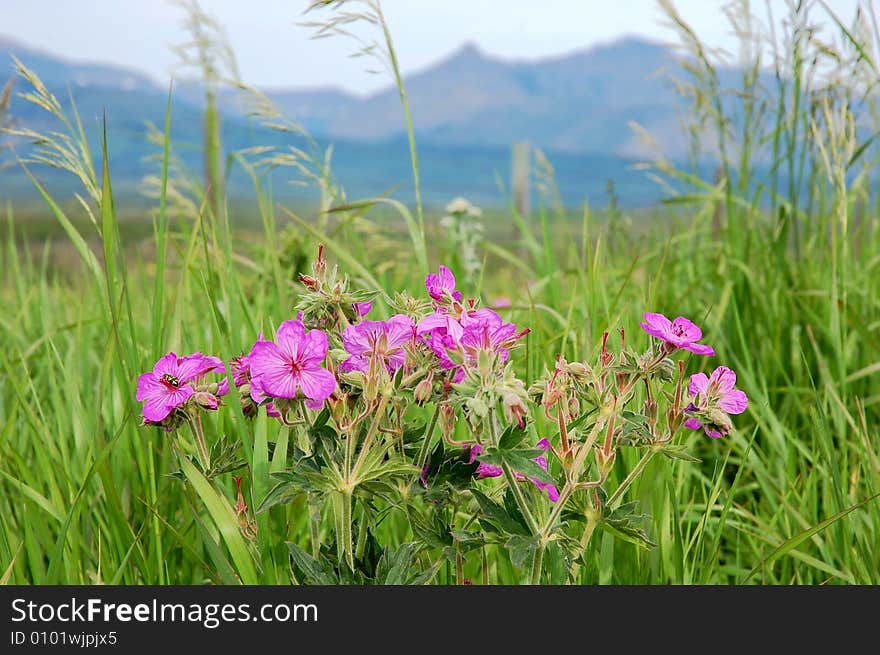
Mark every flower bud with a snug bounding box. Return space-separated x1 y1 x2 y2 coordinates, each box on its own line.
414 374 434 405
240 392 257 418
568 394 580 419
644 397 658 424
656 357 675 382
703 408 733 437
439 402 456 438
666 407 682 433
566 361 592 383
501 391 528 428
298 274 319 291
528 379 547 402
595 448 616 480
195 391 220 410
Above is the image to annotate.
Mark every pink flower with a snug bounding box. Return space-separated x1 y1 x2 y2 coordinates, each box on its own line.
529 438 560 502
684 366 748 438
468 439 559 502
353 301 373 318
248 320 336 410
640 312 715 356
468 443 503 478
426 265 463 304
339 314 415 374
231 340 281 418
136 352 224 423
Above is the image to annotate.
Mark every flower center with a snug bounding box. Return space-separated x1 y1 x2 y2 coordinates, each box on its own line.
161 373 180 390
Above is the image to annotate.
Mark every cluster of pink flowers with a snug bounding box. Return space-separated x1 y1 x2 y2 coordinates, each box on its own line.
416 265 529 383
640 312 748 438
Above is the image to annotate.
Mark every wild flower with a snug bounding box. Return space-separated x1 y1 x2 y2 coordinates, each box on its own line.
425 264 463 304
353 301 373 318
248 320 336 410
136 352 226 424
684 366 748 438
640 312 715 356
231 343 280 418
339 314 415 374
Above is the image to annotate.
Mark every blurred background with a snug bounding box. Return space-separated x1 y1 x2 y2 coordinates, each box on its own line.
1 0 867 210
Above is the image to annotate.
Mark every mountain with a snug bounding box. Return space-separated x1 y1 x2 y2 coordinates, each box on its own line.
318 39 685 158
0 34 707 207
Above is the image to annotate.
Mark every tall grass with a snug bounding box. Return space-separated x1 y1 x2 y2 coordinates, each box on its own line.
0 0 878 584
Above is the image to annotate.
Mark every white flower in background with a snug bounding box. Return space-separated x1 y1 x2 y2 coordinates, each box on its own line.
439 196 485 281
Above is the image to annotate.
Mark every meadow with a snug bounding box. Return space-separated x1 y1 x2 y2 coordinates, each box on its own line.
0 0 879 585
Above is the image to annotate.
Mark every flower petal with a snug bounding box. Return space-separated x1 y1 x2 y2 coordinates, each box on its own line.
297 366 336 403
353 301 372 317
151 352 180 377
684 417 703 431
438 265 456 290
274 320 307 360
249 342 298 399
385 314 415 348
671 316 702 341
640 312 671 339
339 355 369 373
142 394 174 423
710 366 737 394
342 321 382 356
683 342 715 356
688 373 710 398
385 349 407 373
719 389 748 415
136 372 161 401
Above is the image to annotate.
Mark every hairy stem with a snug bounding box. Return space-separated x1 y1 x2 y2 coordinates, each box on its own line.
529 542 545 585
500 460 540 535
413 403 441 478
352 394 389 480
189 412 210 472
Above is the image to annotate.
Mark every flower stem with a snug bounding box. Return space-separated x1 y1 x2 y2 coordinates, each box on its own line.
189 413 210 472
500 460 540 535
341 490 354 570
351 394 389 480
569 516 599 582
606 448 657 508
414 403 441 477
308 494 321 559
529 542 545 585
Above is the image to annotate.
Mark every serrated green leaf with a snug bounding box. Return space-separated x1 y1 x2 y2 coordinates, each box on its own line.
505 534 539 568
471 489 531 535
286 542 337 585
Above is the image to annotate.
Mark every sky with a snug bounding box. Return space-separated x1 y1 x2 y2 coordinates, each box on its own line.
0 0 871 95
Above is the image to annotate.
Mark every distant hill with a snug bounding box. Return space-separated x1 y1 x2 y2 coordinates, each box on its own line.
0 34 720 207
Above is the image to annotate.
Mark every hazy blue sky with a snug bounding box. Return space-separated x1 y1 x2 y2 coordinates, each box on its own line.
0 0 869 94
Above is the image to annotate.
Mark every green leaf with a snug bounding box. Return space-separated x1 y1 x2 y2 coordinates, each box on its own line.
471 489 530 536
600 501 656 550
286 542 337 585
660 444 702 462
179 456 259 584
742 491 880 583
505 534 539 568
498 423 529 450
255 481 302 514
